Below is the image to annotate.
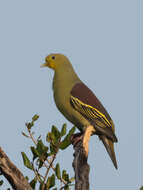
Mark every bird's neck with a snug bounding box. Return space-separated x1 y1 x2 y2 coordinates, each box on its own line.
53 66 80 92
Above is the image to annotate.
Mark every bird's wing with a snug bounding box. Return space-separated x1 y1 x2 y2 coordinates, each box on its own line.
70 82 117 142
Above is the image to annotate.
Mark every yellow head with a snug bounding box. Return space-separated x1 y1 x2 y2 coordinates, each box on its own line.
41 53 71 71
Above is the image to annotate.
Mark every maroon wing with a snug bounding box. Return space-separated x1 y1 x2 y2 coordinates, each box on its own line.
70 82 117 142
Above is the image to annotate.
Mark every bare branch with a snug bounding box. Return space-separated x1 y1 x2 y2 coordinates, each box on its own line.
0 147 33 190
72 136 90 190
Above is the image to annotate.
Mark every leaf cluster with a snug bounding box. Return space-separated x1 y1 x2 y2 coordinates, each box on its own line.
21 115 75 190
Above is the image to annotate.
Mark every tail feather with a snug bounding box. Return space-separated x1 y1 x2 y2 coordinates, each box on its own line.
100 135 118 169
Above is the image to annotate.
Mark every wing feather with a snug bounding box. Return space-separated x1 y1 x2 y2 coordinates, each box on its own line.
70 83 118 142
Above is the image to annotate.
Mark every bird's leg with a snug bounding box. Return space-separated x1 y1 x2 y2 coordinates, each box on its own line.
71 125 95 156
83 125 95 156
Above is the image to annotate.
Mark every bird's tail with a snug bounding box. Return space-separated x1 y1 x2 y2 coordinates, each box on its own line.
100 135 118 169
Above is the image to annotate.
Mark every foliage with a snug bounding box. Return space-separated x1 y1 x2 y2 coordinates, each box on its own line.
0 114 75 190
22 114 75 190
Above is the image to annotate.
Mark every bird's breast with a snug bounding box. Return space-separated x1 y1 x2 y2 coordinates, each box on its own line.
53 80 90 131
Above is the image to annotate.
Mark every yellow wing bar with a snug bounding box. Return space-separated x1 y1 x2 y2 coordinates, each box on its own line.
70 95 112 128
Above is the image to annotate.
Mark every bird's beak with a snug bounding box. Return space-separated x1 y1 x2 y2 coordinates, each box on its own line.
40 62 48 68
41 56 51 68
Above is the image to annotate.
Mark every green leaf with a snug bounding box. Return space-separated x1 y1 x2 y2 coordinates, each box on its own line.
26 122 34 130
25 115 39 130
21 152 33 170
60 127 76 150
50 132 57 144
32 114 39 121
46 177 50 188
60 124 67 136
55 163 61 179
47 131 58 145
38 160 44 169
50 174 55 188
30 178 37 189
46 132 52 142
52 125 61 139
46 174 55 188
37 140 48 155
36 141 48 167
30 146 39 160
62 170 69 182
0 180 3 186
50 143 56 154
64 185 70 190
140 186 143 190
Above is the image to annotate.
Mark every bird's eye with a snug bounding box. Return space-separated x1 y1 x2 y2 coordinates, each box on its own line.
52 56 55 60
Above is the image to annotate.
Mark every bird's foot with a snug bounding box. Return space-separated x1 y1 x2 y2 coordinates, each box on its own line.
71 132 84 146
71 126 94 156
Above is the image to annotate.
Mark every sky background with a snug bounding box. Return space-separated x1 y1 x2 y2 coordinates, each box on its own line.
0 0 143 189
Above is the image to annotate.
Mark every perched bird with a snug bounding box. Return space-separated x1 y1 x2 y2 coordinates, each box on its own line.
41 53 118 169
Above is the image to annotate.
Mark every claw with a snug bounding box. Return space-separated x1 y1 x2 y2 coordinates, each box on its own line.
71 132 84 146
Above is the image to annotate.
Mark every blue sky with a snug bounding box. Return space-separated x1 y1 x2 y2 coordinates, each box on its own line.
0 0 143 189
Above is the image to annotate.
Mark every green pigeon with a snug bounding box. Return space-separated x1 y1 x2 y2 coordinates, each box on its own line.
41 53 118 169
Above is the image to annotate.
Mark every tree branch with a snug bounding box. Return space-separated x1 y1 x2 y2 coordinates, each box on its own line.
72 126 94 190
72 139 90 190
0 147 33 190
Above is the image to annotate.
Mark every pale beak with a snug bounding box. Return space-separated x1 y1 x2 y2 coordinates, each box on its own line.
40 63 48 68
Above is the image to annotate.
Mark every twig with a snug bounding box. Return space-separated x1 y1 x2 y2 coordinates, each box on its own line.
32 164 43 183
41 154 56 190
44 154 56 182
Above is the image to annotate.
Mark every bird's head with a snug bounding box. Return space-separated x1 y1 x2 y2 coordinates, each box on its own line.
41 53 70 71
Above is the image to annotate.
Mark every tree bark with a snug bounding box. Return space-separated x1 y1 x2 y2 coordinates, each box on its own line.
0 147 33 190
72 139 90 190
